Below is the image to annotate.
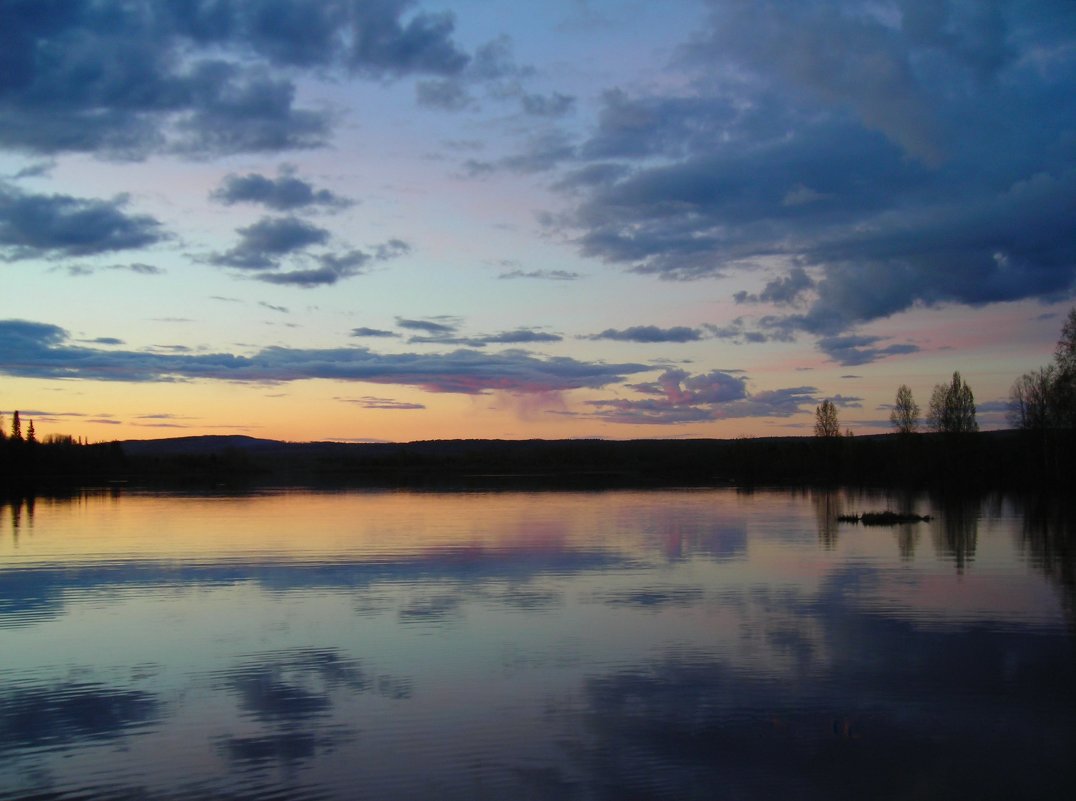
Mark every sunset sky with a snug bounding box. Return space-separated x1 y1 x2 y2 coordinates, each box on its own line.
1 0 1073 443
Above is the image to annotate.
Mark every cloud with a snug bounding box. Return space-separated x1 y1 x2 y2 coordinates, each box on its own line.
416 79 475 111
256 250 368 287
734 267 815 306
0 185 164 259
519 91 575 118
210 216 330 270
396 319 562 347
466 130 577 175
582 368 820 425
395 316 460 335
350 327 398 338
373 239 411 260
0 318 649 395
0 0 470 158
212 168 351 210
498 269 580 281
545 1 1076 338
480 329 562 345
815 334 920 366
337 395 426 410
414 35 571 118
587 368 795 425
204 225 406 288
588 326 702 343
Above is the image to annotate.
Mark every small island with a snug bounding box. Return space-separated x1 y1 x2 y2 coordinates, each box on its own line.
836 511 934 525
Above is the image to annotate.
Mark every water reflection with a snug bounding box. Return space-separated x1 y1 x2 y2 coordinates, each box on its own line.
932 494 980 573
0 488 1073 800
811 489 843 549
1018 494 1076 635
0 681 159 753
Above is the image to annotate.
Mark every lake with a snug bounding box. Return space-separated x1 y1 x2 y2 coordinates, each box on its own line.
2 488 1073 800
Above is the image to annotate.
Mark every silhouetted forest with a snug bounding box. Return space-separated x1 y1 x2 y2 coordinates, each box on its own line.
3 428 1074 494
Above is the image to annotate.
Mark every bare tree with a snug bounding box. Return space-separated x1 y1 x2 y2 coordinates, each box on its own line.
814 399 840 437
1009 366 1057 431
928 372 977 433
890 384 920 434
1054 307 1076 428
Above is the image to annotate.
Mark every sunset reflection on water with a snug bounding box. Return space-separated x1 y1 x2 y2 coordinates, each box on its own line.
1 489 1073 800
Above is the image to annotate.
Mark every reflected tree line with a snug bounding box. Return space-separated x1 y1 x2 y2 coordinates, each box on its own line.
811 487 1076 631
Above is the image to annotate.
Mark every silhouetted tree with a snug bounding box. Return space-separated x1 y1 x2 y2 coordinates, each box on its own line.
26 420 36 444
11 410 22 440
928 372 977 433
1007 309 1076 432
814 399 840 437
1010 365 1058 431
890 384 920 434
1054 307 1076 428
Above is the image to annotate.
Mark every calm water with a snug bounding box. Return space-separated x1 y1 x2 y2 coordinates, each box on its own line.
1 488 1073 800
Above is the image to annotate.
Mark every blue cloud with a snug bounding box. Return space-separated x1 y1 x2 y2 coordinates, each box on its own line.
588 326 702 343
0 185 164 259
0 319 648 395
0 0 470 158
545 0 1076 337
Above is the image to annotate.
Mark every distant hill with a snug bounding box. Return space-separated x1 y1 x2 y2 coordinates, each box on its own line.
118 435 287 455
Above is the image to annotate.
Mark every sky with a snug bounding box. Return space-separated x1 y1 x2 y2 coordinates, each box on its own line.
1 0 1074 443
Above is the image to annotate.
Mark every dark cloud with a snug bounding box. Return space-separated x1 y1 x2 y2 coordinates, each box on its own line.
399 321 562 347
0 0 469 158
257 250 368 287
0 185 164 259
55 261 164 277
414 36 568 117
395 316 460 335
816 334 920 366
258 301 289 313
547 1 1076 337
480 329 562 345
581 89 738 161
0 318 649 394
350 327 398 338
734 267 815 306
212 169 351 211
239 237 406 287
210 216 329 270
588 326 702 343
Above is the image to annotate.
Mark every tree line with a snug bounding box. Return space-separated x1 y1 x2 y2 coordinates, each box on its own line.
808 308 1076 488
815 307 1076 440
0 410 36 443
